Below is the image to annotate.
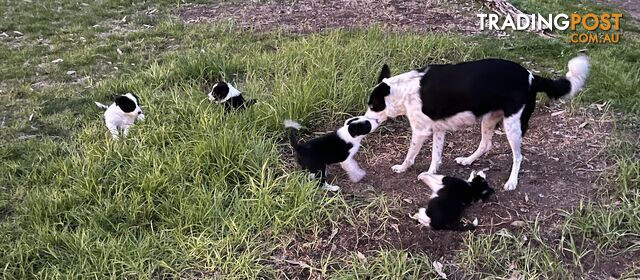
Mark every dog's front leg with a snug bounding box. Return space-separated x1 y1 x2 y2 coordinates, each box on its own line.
122 125 132 137
426 131 445 174
392 132 429 173
340 157 366 182
106 123 120 139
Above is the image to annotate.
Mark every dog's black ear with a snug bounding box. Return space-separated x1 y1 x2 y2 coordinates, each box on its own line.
129 93 140 106
368 83 390 112
115 95 136 113
348 121 372 137
378 64 390 83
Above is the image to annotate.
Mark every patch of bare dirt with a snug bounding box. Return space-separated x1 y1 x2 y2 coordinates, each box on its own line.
178 0 483 34
276 103 614 277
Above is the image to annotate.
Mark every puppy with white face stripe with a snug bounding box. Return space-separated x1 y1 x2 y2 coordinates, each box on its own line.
207 81 256 110
95 93 145 139
284 116 379 191
364 55 590 190
414 170 494 231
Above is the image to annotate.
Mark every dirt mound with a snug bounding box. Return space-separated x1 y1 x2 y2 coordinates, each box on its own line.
178 0 482 34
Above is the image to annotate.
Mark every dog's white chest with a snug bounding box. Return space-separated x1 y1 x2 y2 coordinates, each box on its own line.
105 107 136 128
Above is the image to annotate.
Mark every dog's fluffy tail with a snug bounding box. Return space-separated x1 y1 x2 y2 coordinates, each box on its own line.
284 119 301 148
94 101 109 109
531 55 590 99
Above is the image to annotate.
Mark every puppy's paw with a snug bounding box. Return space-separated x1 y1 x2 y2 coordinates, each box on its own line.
392 164 408 173
417 171 433 181
503 179 518 191
322 183 340 192
348 170 366 182
455 156 474 166
415 208 431 227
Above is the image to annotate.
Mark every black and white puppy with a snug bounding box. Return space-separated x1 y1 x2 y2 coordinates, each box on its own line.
207 81 256 110
284 116 379 191
414 170 494 231
364 56 589 190
95 93 145 139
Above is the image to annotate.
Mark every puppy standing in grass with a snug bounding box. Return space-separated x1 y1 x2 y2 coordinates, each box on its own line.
364 55 590 190
95 93 145 139
207 81 257 110
285 116 379 191
414 170 494 231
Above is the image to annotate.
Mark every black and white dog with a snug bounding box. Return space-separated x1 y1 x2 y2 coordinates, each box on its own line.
284 116 379 191
414 170 494 231
207 81 256 110
364 56 589 190
95 93 145 139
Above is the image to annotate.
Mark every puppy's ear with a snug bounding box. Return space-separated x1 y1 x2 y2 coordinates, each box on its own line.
348 121 372 137
378 64 391 83
115 96 136 113
129 93 140 106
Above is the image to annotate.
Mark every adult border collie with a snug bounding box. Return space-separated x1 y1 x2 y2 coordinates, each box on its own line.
364 56 589 190
284 116 379 191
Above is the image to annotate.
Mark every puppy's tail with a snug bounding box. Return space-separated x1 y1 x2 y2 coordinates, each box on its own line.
94 101 109 110
284 119 301 148
531 55 590 99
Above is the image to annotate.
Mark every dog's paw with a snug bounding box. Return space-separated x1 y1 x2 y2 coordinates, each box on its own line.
503 179 518 191
455 156 474 166
415 208 431 227
417 171 432 180
392 164 408 173
349 170 366 182
322 183 340 192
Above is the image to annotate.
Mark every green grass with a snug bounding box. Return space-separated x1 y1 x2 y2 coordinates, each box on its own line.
1 0 639 278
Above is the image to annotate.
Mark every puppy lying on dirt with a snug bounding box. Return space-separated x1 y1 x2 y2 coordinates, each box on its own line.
413 170 494 231
284 116 379 191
